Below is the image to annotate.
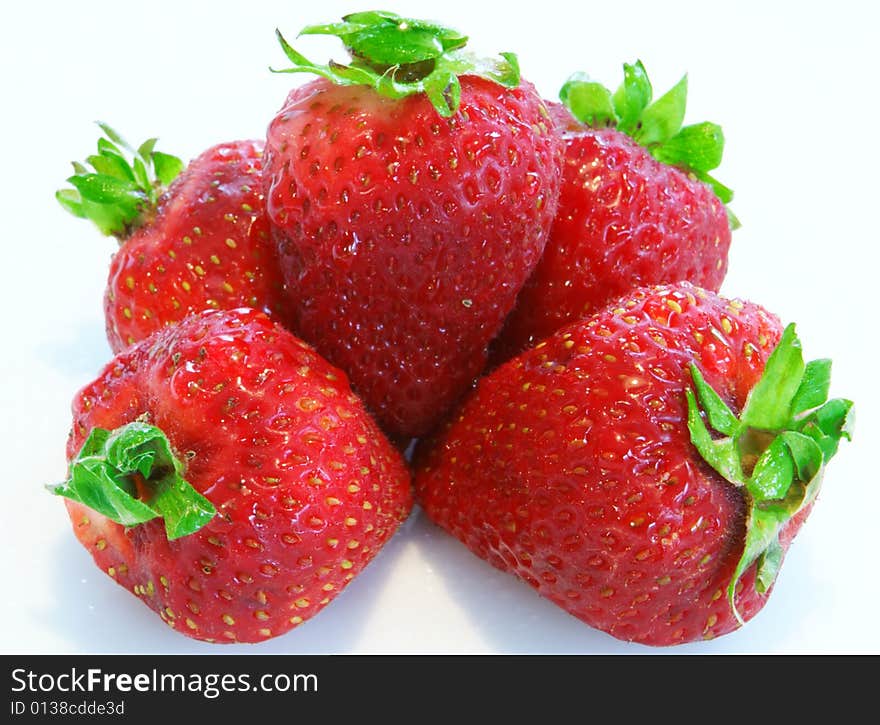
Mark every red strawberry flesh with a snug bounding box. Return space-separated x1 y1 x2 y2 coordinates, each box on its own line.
265 76 562 437
99 139 287 352
63 308 412 643
496 123 731 358
417 283 812 645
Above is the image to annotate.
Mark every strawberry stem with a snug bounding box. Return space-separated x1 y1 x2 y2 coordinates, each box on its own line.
48 422 215 541
559 60 737 226
57 123 184 239
686 324 853 623
271 11 520 117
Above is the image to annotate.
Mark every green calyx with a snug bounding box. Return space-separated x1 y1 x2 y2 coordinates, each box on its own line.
48 422 216 541
57 123 184 239
686 324 854 623
272 10 520 117
560 60 738 228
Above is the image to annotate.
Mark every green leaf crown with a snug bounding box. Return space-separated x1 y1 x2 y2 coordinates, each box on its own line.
48 422 216 541
57 123 184 238
272 10 520 117
686 324 853 622
560 61 738 227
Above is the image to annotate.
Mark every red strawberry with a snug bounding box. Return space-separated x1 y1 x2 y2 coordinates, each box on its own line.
495 62 734 359
264 11 562 438
58 126 287 353
49 308 412 643
416 283 852 646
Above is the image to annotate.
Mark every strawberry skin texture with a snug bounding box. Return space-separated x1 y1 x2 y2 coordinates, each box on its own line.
264 77 562 438
64 308 412 643
104 140 287 353
496 112 731 358
416 282 800 646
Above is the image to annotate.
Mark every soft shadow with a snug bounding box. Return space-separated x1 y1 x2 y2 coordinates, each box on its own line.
40 514 415 654
410 508 814 654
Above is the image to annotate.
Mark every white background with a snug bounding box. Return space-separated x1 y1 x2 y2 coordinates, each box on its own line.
2 0 877 654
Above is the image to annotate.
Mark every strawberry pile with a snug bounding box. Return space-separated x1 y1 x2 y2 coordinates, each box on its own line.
51 10 852 647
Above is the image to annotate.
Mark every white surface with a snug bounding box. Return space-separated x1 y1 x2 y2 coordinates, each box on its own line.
2 0 877 654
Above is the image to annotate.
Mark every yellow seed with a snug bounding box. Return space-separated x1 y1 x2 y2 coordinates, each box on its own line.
340 560 353 570
666 299 683 314
345 517 357 526
95 539 107 551
122 308 132 319
295 599 310 609
210 255 221 265
222 282 234 293
125 276 135 290
194 265 206 277
181 281 191 292
107 567 116 577
225 238 238 249
255 610 269 621
222 614 235 625
165 607 176 619
721 317 733 334
298 397 320 412
186 618 198 630
289 616 304 625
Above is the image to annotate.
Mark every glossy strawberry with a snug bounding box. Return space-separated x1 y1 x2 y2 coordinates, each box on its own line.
265 12 562 437
50 308 412 643
58 127 287 352
495 63 734 359
416 283 852 646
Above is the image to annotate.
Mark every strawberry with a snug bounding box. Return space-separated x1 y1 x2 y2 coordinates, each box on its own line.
57 126 287 353
495 62 734 360
265 11 563 438
416 283 852 646
48 308 412 643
